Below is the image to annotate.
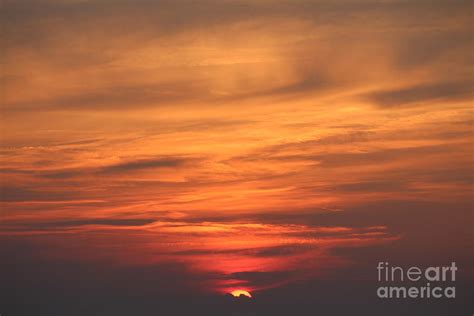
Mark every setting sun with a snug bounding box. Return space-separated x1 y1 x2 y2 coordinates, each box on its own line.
230 290 253 298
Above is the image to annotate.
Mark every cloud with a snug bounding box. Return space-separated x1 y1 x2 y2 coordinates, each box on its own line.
0 218 156 233
3 0 472 114
236 142 460 167
32 155 199 179
332 180 409 193
0 217 399 296
4 81 211 112
98 157 191 174
225 270 296 288
365 79 474 107
0 186 82 202
1 1 472 312
0 156 199 205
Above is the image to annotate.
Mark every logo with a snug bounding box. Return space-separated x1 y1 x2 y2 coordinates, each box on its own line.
376 261 457 299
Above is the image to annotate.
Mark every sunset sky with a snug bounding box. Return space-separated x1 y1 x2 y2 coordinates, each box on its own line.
1 0 473 315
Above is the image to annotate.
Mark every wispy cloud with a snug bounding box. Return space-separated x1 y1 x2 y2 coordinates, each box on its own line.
365 79 474 107
1 0 472 306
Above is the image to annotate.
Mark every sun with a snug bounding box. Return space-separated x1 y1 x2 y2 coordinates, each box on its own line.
230 289 252 298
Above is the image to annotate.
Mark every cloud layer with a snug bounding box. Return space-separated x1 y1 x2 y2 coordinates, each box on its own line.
1 0 473 313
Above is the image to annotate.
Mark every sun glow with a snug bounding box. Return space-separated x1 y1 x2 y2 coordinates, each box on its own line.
230 290 252 298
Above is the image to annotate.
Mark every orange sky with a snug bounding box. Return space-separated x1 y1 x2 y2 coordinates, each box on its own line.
1 0 473 298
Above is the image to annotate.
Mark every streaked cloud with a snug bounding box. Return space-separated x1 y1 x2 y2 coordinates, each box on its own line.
1 0 472 305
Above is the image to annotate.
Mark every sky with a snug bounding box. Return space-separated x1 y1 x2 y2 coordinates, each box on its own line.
0 0 473 315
